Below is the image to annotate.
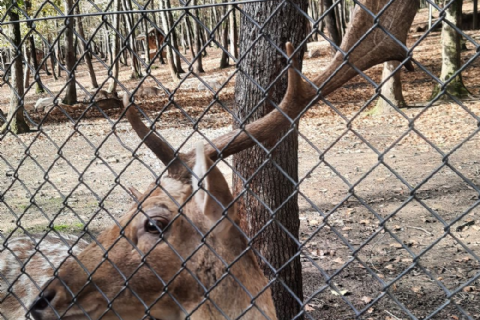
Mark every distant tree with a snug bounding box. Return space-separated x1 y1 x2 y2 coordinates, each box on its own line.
373 61 407 114
1 0 30 134
193 0 204 73
432 0 470 99
324 0 342 53
474 0 478 29
219 0 229 69
107 0 121 93
76 6 99 88
63 0 77 104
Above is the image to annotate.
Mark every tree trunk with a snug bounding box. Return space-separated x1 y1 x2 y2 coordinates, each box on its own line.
75 7 98 88
229 4 238 59
233 1 307 319
2 2 29 134
107 0 121 93
28 38 45 93
324 0 341 53
373 61 406 114
54 19 63 78
474 0 478 30
142 19 151 65
432 0 470 99
63 0 77 105
193 0 205 73
23 47 31 89
166 0 185 73
219 0 229 69
124 0 143 78
160 0 180 80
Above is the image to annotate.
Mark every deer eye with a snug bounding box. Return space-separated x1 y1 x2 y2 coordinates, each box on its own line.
144 218 166 234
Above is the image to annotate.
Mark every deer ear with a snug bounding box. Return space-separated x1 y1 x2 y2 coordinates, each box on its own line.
193 143 234 229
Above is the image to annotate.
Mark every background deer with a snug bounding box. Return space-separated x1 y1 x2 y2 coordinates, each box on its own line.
0 1 417 319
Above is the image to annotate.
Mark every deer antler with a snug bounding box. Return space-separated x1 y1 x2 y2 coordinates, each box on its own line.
124 0 419 179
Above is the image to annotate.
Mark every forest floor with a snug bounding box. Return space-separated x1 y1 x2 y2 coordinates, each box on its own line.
1 4 480 320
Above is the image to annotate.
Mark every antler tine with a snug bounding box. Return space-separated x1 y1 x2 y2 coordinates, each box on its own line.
123 95 188 178
195 42 310 162
196 0 418 162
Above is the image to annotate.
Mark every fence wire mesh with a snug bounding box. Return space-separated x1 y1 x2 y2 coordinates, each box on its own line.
1 0 480 319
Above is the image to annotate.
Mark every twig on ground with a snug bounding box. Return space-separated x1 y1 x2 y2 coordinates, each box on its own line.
407 225 433 236
384 310 402 320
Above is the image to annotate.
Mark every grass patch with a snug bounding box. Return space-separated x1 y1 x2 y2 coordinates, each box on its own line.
53 223 85 233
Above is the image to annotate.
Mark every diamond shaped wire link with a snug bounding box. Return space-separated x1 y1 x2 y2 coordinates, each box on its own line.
1 0 480 319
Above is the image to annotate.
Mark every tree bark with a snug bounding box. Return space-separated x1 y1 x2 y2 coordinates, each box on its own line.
63 0 77 105
185 16 196 60
166 0 185 73
324 0 341 53
160 0 180 80
374 61 406 114
23 46 31 90
107 0 121 93
193 0 205 73
2 2 29 134
233 1 307 319
432 0 470 99
473 0 478 30
228 3 238 59
219 0 229 69
28 37 45 93
123 0 143 78
75 6 98 88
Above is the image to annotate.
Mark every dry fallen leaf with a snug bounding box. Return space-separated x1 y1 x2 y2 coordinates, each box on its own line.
331 289 350 296
412 286 422 293
463 286 475 292
305 304 315 311
309 219 320 227
332 257 345 264
361 296 373 304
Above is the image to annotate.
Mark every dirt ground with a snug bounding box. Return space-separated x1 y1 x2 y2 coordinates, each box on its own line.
1 4 480 320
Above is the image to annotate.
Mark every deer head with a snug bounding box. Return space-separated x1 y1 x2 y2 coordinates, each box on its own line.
26 0 418 319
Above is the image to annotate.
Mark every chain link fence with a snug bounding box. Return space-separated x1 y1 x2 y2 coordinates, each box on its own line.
1 0 480 319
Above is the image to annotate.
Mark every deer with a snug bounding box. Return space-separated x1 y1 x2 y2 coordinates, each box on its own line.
0 0 418 319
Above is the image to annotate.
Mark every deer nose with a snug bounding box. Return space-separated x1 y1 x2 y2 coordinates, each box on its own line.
29 289 56 319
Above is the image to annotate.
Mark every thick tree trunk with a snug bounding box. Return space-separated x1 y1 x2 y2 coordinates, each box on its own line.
233 1 307 319
107 0 121 93
374 61 406 114
432 0 469 99
324 0 341 53
2 3 29 134
63 0 77 105
76 7 98 88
